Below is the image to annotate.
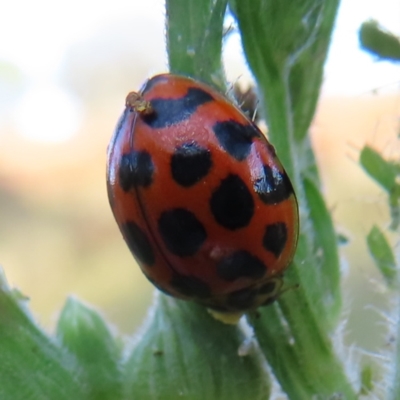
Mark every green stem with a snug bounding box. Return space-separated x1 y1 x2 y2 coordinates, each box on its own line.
166 0 227 89
232 0 357 397
248 297 356 399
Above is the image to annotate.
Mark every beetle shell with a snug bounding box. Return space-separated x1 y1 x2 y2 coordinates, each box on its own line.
107 74 299 313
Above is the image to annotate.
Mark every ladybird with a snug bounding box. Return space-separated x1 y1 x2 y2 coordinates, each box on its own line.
107 73 299 319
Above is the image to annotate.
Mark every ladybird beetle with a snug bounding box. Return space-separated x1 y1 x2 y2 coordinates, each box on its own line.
107 74 299 320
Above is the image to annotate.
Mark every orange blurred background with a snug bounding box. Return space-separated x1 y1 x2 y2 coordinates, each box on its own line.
0 0 399 354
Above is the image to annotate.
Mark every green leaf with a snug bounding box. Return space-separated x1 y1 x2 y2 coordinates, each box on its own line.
166 0 228 89
366 225 397 288
389 185 400 230
360 145 400 231
359 364 374 396
230 0 339 175
56 297 122 400
0 269 85 400
359 145 397 192
359 20 400 62
247 299 356 399
303 177 341 324
124 294 270 400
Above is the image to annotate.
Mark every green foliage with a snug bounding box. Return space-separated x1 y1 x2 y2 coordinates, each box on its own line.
0 271 86 400
359 20 400 62
366 225 397 288
359 145 400 231
360 145 398 193
56 298 123 400
124 294 270 400
226 2 353 397
358 18 400 398
359 364 374 396
166 0 227 89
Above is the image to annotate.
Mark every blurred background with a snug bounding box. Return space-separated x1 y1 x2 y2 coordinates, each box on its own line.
0 0 399 351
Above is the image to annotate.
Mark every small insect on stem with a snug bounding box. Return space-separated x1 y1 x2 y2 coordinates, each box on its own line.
125 91 154 115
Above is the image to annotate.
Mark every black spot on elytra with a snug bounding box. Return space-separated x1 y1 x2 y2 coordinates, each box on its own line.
120 221 155 266
216 251 266 281
254 164 294 204
170 274 211 298
213 120 260 161
141 87 213 129
227 287 258 310
210 174 254 230
171 142 212 187
158 208 207 257
263 222 288 257
119 151 154 191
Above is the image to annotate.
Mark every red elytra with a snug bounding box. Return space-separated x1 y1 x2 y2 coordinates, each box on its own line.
107 73 299 316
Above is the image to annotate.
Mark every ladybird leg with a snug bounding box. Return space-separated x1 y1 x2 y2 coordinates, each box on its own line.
258 276 284 306
259 277 300 307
